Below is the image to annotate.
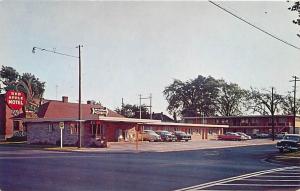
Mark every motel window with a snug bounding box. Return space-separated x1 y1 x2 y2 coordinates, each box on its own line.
279 118 286 123
48 123 54 132
251 118 258 124
144 126 152 130
70 123 79 135
241 119 248 124
91 124 104 137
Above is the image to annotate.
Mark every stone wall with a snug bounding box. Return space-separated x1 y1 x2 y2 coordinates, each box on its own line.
27 122 78 146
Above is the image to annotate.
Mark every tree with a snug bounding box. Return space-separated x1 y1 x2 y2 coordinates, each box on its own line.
0 66 45 99
246 88 284 115
217 80 247 116
0 66 20 92
163 75 220 117
288 1 300 37
115 104 149 119
281 92 300 115
17 73 46 100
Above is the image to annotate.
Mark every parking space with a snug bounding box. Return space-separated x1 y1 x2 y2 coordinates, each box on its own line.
174 166 300 191
72 139 276 153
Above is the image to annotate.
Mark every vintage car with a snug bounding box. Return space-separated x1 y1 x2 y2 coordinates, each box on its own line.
218 132 242 141
236 132 252 140
140 130 161 142
174 131 191 142
276 134 300 152
155 130 177 142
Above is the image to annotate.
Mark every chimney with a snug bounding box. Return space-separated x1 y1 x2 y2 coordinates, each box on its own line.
62 96 68 103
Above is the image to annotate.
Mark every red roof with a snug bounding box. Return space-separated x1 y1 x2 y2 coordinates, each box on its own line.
37 100 123 119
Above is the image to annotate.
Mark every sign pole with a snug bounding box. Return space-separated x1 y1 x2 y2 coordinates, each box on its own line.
60 128 63 149
59 122 64 149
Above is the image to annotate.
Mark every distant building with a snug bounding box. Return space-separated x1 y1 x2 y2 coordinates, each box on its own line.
183 115 300 135
151 112 174 122
24 117 228 146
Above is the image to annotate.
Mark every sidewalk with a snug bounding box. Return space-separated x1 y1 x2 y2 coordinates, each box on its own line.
69 139 275 153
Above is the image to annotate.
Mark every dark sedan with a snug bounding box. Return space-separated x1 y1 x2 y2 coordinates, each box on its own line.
276 134 300 152
174 131 191 142
156 130 177 142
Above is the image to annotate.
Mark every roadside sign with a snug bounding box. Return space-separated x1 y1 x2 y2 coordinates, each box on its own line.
59 122 64 129
5 90 27 110
91 107 109 116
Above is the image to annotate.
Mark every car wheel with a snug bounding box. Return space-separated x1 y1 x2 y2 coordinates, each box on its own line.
279 148 284 153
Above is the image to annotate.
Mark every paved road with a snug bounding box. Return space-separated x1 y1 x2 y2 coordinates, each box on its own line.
0 144 297 191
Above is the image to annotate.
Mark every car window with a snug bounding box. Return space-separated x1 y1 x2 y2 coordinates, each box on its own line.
283 136 300 142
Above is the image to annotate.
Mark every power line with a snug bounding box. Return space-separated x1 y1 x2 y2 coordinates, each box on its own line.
209 1 300 50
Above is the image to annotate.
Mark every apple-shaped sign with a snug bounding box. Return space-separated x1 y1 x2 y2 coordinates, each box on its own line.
5 90 27 110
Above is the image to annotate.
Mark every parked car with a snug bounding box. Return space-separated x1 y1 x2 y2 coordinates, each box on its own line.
276 134 300 153
254 133 271 139
155 130 177 142
236 132 252 140
140 130 161 142
174 131 191 142
218 132 242 141
276 132 288 139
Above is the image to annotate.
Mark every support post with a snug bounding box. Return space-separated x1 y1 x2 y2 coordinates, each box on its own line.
271 87 275 141
60 128 63 148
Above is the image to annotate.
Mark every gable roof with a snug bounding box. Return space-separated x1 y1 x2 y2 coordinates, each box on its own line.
36 100 123 119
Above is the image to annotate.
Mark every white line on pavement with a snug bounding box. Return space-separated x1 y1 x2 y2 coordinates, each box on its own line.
272 172 300 174
241 179 300 181
173 166 299 191
279 169 300 172
219 183 300 187
258 175 300 178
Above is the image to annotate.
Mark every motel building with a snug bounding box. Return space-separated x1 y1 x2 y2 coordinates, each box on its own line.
1 94 228 147
183 115 300 135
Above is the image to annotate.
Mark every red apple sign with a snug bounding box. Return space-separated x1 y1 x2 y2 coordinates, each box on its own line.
5 90 27 110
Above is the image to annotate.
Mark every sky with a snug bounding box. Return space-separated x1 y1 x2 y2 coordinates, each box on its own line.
1 0 300 116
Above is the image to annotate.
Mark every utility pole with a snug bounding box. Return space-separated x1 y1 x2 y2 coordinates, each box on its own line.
32 45 83 148
77 45 83 148
139 94 142 119
149 93 152 119
55 85 58 100
271 87 275 141
290 76 300 134
138 94 152 119
121 97 124 116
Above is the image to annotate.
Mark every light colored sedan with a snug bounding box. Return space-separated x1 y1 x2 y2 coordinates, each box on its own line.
236 132 252 140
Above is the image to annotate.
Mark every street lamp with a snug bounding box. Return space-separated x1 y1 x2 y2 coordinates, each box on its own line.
32 45 84 148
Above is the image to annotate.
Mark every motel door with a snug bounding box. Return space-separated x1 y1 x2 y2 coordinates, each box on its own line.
116 129 130 142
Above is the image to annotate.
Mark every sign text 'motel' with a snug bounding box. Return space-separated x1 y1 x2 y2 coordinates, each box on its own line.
91 107 108 116
5 90 26 110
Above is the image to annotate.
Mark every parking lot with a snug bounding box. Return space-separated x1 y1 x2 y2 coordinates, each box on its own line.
76 139 275 153
175 166 300 191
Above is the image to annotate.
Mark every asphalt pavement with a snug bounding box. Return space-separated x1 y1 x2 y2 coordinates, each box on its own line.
0 143 297 191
